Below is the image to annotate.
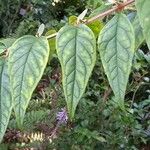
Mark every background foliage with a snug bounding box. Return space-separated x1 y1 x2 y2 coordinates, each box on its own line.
0 0 149 149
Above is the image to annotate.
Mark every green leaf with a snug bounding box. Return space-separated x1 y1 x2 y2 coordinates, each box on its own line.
98 13 135 106
37 24 45 37
87 0 102 9
56 24 96 119
87 20 104 38
131 15 144 50
128 12 136 21
89 4 112 18
9 35 49 127
45 29 57 63
0 58 12 143
69 16 77 25
135 0 150 50
145 54 150 64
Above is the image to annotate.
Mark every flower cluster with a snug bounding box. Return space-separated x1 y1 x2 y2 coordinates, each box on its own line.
56 108 68 124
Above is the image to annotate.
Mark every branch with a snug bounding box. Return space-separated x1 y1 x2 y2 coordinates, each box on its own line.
86 0 135 24
46 0 135 40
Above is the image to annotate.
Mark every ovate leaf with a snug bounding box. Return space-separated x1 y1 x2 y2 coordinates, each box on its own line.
0 58 12 142
135 0 150 50
56 24 96 119
98 13 135 106
87 20 104 38
9 35 49 127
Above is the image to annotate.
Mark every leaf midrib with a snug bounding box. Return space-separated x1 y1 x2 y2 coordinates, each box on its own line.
71 28 78 113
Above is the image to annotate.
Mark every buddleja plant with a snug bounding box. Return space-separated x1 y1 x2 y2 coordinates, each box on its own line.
0 0 149 142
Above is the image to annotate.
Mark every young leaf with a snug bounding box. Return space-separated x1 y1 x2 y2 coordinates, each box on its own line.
77 9 88 24
56 24 96 119
69 16 78 25
9 35 49 127
89 4 112 18
0 58 12 143
98 13 135 106
87 20 104 38
37 24 45 37
135 0 150 50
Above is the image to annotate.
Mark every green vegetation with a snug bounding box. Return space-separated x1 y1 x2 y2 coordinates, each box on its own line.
0 0 149 149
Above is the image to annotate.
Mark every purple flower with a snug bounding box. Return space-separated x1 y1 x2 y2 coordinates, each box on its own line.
56 108 68 124
19 8 26 16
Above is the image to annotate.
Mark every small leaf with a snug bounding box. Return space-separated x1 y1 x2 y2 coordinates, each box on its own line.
98 13 135 106
135 0 150 50
87 0 102 9
9 35 49 127
127 12 136 21
45 29 57 63
69 16 78 25
37 24 45 37
56 24 96 119
77 9 88 24
89 4 112 18
0 58 12 143
87 20 104 38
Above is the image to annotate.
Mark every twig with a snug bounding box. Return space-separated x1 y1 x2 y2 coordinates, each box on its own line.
86 0 135 24
46 0 135 40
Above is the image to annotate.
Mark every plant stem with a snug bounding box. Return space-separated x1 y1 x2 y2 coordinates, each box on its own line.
86 0 135 24
46 0 135 40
